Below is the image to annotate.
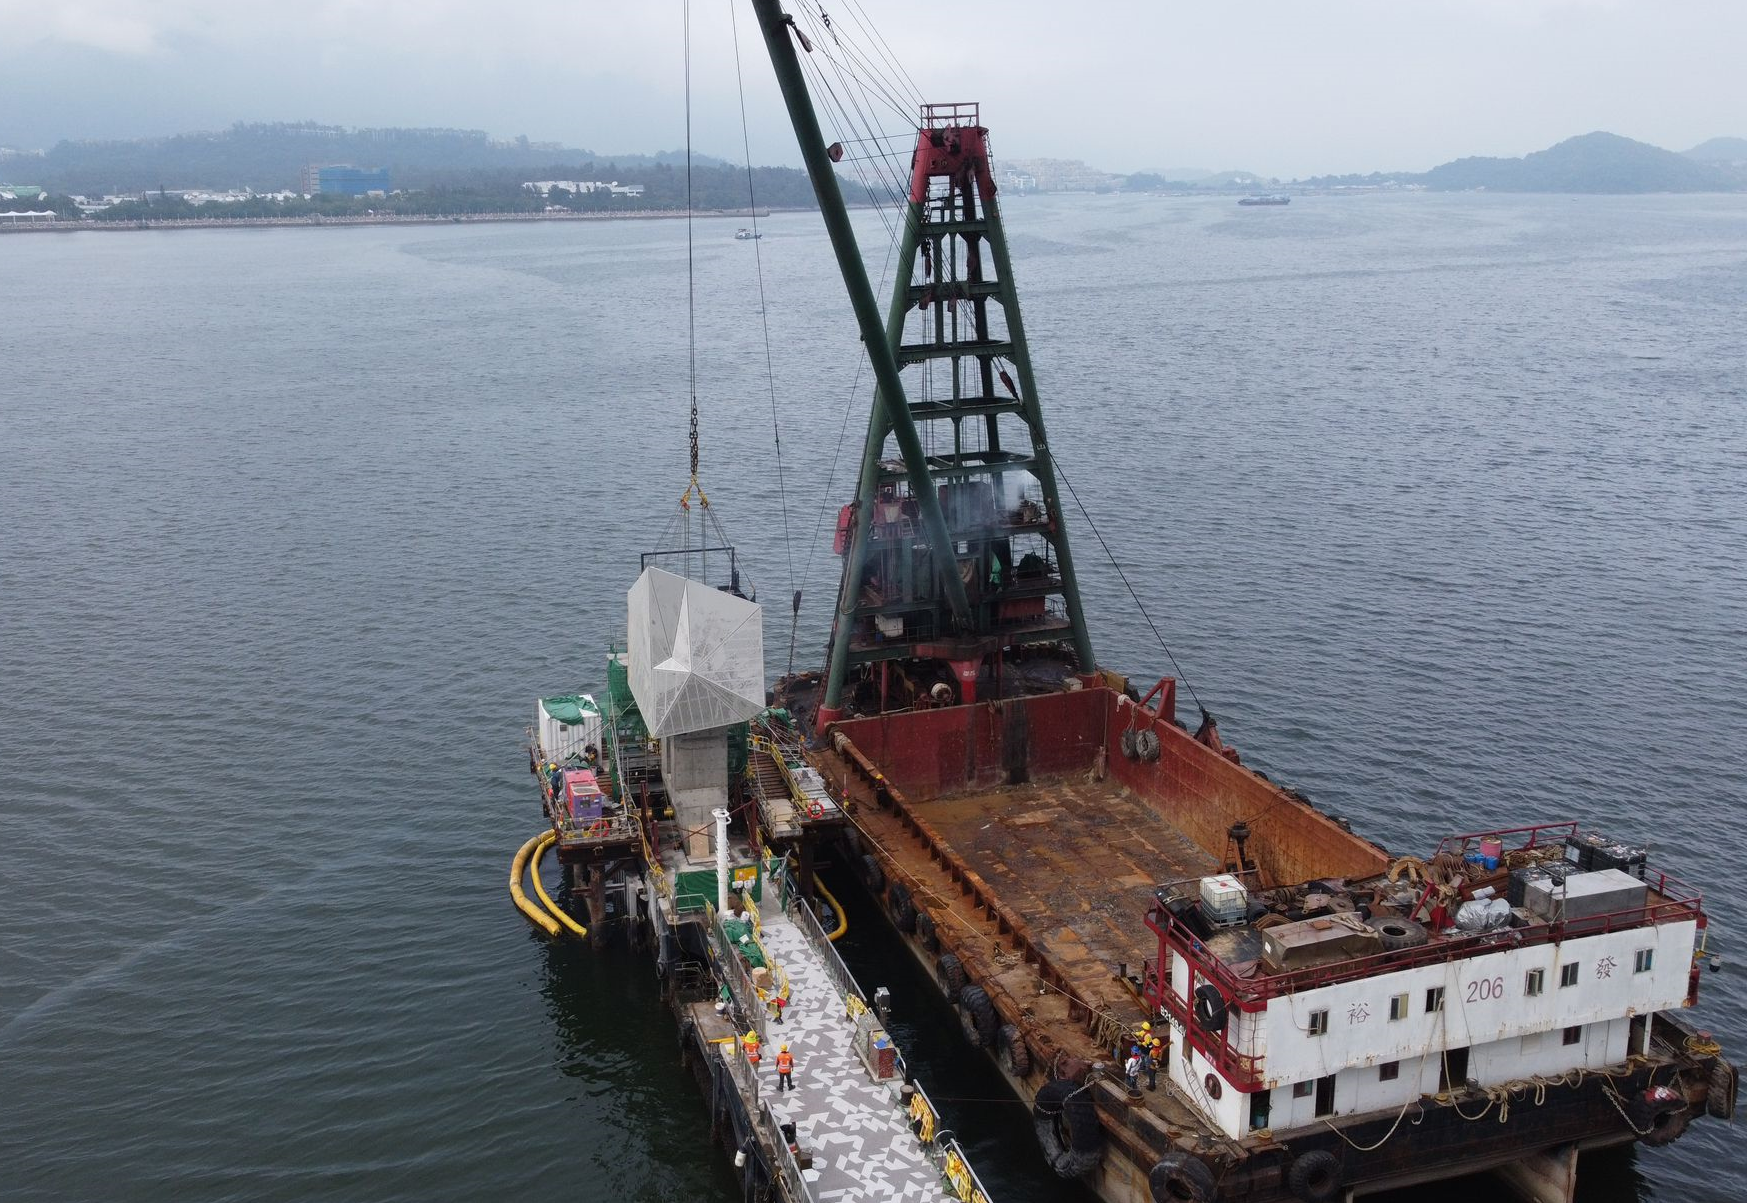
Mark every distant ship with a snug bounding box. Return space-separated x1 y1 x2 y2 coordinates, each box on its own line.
1238 193 1291 206
735 227 762 240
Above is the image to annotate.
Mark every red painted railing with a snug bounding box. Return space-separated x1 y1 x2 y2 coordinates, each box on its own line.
1147 957 1267 1093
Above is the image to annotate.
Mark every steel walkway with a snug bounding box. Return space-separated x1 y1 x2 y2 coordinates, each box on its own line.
754 906 950 1202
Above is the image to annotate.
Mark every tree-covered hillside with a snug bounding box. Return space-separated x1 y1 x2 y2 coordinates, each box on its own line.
7 122 750 195
1422 132 1744 193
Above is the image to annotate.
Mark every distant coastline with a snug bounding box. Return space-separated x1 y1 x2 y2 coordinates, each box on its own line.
0 207 790 234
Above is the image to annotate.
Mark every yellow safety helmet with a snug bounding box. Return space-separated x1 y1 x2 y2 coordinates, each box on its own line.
781 1044 789 1052
746 1030 758 1041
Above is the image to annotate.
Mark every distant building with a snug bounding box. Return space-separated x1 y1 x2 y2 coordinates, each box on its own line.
303 165 392 196
994 158 1122 193
523 179 645 199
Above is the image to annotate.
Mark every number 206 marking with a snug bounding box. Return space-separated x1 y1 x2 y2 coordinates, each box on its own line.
1466 977 1505 1002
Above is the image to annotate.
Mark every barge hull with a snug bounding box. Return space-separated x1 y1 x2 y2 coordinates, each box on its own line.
814 685 1726 1200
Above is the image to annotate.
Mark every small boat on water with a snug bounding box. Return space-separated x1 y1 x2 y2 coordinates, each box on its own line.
735 227 763 240
1238 193 1291 206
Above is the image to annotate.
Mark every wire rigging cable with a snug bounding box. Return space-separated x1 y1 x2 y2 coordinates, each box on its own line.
1050 449 1208 718
728 0 798 670
780 1 1216 719
684 0 698 486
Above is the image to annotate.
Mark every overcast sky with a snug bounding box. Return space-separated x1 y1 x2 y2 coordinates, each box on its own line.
1 1 1741 177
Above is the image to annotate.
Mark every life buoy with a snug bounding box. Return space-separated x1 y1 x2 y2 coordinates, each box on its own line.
1193 984 1228 1033
806 799 826 819
1148 1151 1216 1202
1287 1148 1343 1202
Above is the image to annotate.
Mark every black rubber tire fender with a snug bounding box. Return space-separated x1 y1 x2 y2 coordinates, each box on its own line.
1287 1147 1343 1202
937 952 967 998
1061 1085 1103 1154
1374 916 1430 951
1148 1151 1216 1202
1193 983 1228 1033
860 854 885 894
1135 728 1161 762
998 1024 1032 1077
1639 1100 1692 1147
1708 1059 1738 1120
1120 728 1140 760
887 881 917 933
959 983 998 1047
915 910 939 953
1027 1076 1097 1181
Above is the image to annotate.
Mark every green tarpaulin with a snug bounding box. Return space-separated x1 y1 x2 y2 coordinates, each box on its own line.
540 694 600 725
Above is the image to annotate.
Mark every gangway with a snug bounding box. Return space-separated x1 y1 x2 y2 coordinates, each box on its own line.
707 870 990 1201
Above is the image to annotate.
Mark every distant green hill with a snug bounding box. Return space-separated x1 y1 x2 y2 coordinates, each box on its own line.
7 121 740 194
1421 132 1744 193
1683 136 1747 165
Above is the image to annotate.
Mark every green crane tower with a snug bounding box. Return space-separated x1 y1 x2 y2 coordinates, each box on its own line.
755 4 1094 726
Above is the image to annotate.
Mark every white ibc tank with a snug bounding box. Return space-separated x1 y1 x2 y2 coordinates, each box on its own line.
627 566 765 738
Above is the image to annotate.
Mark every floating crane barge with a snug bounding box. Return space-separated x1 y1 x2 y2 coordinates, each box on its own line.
512 4 1737 1200
744 1 1738 1199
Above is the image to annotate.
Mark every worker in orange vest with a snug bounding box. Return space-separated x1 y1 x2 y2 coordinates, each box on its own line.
744 1030 761 1069
776 1044 795 1092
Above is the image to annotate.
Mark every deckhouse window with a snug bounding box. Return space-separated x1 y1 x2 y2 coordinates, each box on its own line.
1293 1080 1314 1099
1308 1009 1329 1036
1388 993 1408 1021
1560 963 1580 988
1563 1025 1583 1046
1525 968 1545 996
1634 949 1654 974
1379 1061 1400 1082
1425 986 1445 1014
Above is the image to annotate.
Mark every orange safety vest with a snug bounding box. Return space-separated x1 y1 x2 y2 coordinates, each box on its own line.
745 1037 761 1064
776 1051 794 1074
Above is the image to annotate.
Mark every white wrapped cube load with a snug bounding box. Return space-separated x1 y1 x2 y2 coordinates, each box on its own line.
627 566 766 738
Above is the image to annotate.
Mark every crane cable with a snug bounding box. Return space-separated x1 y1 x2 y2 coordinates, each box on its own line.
729 0 798 671
681 0 704 514
1050 449 1208 720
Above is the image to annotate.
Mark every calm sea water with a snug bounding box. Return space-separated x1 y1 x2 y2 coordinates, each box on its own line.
1 193 1742 1202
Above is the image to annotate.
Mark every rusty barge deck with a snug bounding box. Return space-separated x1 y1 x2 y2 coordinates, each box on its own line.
796 683 1731 1201
804 682 1390 1198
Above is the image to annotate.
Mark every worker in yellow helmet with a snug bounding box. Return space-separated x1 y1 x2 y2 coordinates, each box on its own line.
744 1030 762 1067
776 1044 795 1092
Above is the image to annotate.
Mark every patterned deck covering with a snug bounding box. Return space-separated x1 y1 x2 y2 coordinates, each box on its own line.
756 908 951 1202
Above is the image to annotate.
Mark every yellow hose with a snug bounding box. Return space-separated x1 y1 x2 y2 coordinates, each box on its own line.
510 834 562 937
530 830 590 940
816 877 848 942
